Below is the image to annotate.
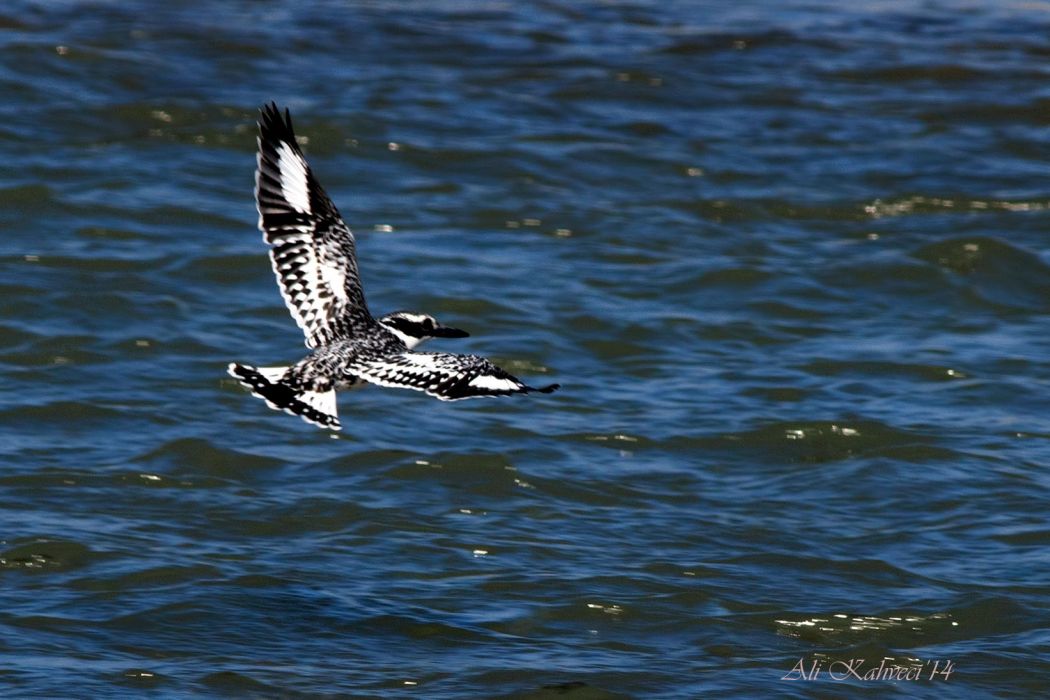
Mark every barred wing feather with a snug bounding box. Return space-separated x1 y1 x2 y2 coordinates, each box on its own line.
349 352 560 402
255 102 371 348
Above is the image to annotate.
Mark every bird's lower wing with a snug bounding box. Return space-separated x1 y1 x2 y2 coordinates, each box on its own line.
348 351 559 401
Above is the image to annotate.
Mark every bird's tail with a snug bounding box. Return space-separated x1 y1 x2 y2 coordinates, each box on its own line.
227 363 341 431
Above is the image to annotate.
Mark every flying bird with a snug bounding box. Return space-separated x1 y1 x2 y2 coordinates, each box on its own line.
228 103 559 430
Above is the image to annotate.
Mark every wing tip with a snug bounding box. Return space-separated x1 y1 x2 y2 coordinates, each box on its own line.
533 382 560 394
258 100 298 149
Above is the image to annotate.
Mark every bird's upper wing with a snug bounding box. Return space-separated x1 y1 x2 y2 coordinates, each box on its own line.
255 102 371 348
347 351 560 401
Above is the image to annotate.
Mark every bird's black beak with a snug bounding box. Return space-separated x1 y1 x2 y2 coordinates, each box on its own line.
432 325 470 338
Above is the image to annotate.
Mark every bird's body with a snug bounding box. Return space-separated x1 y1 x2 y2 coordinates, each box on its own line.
228 103 558 430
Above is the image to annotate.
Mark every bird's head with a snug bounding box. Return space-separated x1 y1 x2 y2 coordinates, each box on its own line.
378 311 470 349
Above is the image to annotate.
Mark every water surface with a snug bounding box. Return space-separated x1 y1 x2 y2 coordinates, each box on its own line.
1 1 1049 697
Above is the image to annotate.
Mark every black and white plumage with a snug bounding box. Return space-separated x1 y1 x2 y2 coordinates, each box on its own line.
228 103 559 431
253 104 368 347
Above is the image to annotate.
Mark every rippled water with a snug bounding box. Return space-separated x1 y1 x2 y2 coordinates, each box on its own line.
2 1 1049 697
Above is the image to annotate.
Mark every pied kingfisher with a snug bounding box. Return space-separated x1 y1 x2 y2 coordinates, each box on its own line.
228 103 559 431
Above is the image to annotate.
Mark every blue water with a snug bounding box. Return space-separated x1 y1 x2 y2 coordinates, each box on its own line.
2 1 1049 697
